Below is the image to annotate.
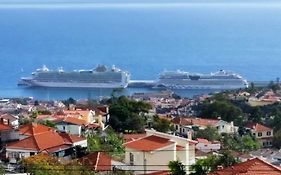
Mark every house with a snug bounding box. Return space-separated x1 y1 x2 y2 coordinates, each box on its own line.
0 123 19 144
173 117 237 137
18 123 55 140
6 123 87 163
208 157 281 175
54 117 87 136
0 113 19 128
124 129 196 174
195 138 221 153
245 123 273 147
63 109 96 124
79 152 113 171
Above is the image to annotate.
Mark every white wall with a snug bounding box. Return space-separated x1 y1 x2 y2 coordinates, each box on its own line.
56 123 81 136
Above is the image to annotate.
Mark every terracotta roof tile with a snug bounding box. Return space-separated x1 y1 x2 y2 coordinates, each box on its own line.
63 110 91 123
141 171 169 175
123 133 147 143
79 152 112 171
0 123 13 131
246 123 272 132
7 130 85 152
124 135 174 151
19 123 54 136
55 117 87 126
208 158 281 175
0 114 17 121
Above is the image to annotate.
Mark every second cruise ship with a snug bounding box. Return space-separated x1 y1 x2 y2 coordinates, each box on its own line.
155 70 248 89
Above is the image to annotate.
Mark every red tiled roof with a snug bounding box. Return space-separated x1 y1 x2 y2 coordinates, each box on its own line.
58 132 86 143
208 158 281 175
0 113 17 121
7 130 85 152
173 117 219 126
141 171 169 175
63 109 93 123
123 133 147 143
196 138 210 144
56 117 87 126
246 123 272 132
79 152 112 171
124 135 174 151
0 123 13 131
19 123 54 136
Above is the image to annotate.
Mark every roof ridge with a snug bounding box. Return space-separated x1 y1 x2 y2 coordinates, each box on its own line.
254 157 281 171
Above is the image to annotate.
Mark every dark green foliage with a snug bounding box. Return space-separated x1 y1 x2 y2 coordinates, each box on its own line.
152 116 172 133
221 134 260 152
190 155 217 175
273 129 281 149
200 101 243 122
62 97 76 107
108 96 151 133
195 126 221 142
87 128 125 158
37 120 56 128
168 160 186 175
34 100 39 106
268 81 280 92
191 151 239 175
248 107 262 123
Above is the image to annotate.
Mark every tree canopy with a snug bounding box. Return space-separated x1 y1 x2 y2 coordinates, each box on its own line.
191 151 238 175
195 126 221 142
108 96 151 133
200 101 243 122
168 160 186 175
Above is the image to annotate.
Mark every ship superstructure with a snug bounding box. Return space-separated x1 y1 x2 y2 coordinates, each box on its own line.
19 65 130 88
156 70 248 89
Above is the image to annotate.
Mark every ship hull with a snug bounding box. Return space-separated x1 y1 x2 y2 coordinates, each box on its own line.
154 84 246 90
19 80 128 88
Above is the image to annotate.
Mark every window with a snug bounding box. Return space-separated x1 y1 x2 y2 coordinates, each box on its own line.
267 131 271 136
129 153 134 165
175 125 178 130
183 129 185 133
258 132 262 137
63 126 66 131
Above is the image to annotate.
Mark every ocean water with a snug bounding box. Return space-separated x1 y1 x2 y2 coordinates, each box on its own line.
0 1 281 99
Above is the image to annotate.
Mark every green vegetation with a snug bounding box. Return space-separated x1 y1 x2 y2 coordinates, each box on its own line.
273 129 281 149
221 134 260 153
195 126 220 142
168 160 186 175
108 96 151 133
200 100 243 123
37 120 56 128
87 128 125 158
191 151 239 175
22 154 94 175
151 116 173 133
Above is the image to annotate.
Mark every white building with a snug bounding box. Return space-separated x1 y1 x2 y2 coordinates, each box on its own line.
124 129 196 174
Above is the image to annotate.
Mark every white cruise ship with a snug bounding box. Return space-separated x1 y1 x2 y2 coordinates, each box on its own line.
18 65 130 88
155 70 248 89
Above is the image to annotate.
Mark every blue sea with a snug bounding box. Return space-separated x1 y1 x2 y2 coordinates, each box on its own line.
0 0 281 100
